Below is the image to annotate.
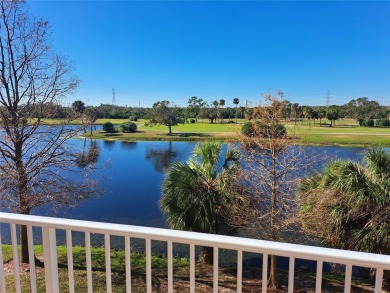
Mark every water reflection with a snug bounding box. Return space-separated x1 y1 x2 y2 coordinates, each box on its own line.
120 141 137 151
145 142 177 173
76 139 100 168
103 140 116 151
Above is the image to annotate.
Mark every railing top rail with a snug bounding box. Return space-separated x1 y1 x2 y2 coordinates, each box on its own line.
1 212 390 270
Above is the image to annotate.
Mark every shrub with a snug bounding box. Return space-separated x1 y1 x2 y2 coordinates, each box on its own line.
377 119 390 127
241 121 286 138
265 123 287 138
365 119 375 127
102 121 116 133
129 116 138 121
189 118 196 124
120 121 137 133
241 122 256 136
357 118 365 126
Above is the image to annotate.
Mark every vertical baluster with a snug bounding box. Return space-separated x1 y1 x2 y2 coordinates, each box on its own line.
190 244 195 293
42 227 59 293
146 238 152 293
237 250 243 293
288 257 295 293
213 247 218 293
105 234 112 293
315 260 323 293
167 241 173 293
374 268 383 293
66 230 75 293
0 226 6 293
10 224 21 293
344 264 352 293
262 253 268 293
27 226 37 293
125 236 131 293
85 232 93 293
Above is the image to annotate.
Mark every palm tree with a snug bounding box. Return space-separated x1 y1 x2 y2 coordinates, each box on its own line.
219 99 225 123
302 106 313 126
233 98 239 123
160 141 242 263
298 148 390 255
212 100 219 124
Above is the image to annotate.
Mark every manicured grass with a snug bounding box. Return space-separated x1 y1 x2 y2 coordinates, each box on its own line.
28 117 390 146
83 119 243 142
142 121 241 133
289 119 390 147
84 118 390 147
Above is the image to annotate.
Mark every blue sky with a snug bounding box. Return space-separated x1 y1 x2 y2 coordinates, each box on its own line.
28 1 390 107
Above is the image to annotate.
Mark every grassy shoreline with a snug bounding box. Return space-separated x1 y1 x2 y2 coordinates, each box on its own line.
36 118 390 147
83 119 390 147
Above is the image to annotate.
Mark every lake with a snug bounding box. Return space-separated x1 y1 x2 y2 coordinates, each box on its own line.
38 140 368 229
1 139 380 265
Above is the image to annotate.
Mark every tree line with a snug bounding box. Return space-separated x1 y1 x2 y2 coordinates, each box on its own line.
63 96 390 127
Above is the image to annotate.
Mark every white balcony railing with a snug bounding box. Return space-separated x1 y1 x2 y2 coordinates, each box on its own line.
0 212 389 293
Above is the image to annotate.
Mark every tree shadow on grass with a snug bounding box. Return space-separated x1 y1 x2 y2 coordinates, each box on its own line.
166 132 211 138
103 133 122 137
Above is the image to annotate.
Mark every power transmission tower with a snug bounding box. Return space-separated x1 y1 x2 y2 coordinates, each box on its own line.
326 90 331 107
112 88 116 106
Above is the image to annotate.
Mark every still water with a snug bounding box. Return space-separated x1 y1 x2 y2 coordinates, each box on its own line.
39 140 367 228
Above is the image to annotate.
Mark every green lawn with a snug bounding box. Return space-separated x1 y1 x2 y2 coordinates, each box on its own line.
289 119 390 147
28 117 390 146
84 119 243 142
84 118 390 147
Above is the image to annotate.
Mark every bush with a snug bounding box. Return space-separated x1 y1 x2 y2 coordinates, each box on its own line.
365 119 375 127
189 118 196 124
377 119 390 127
241 122 256 136
102 121 116 133
129 116 138 121
241 121 286 138
120 121 137 133
266 123 287 138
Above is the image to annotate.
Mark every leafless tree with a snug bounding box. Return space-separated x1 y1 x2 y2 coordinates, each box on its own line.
238 91 319 289
0 0 98 263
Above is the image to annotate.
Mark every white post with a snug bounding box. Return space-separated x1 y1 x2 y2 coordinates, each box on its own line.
213 247 218 293
167 241 173 293
27 226 37 293
42 227 59 293
315 260 323 293
146 238 152 293
374 268 383 293
190 244 195 293
10 224 21 293
237 250 243 293
262 254 268 293
288 257 295 293
0 226 6 293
